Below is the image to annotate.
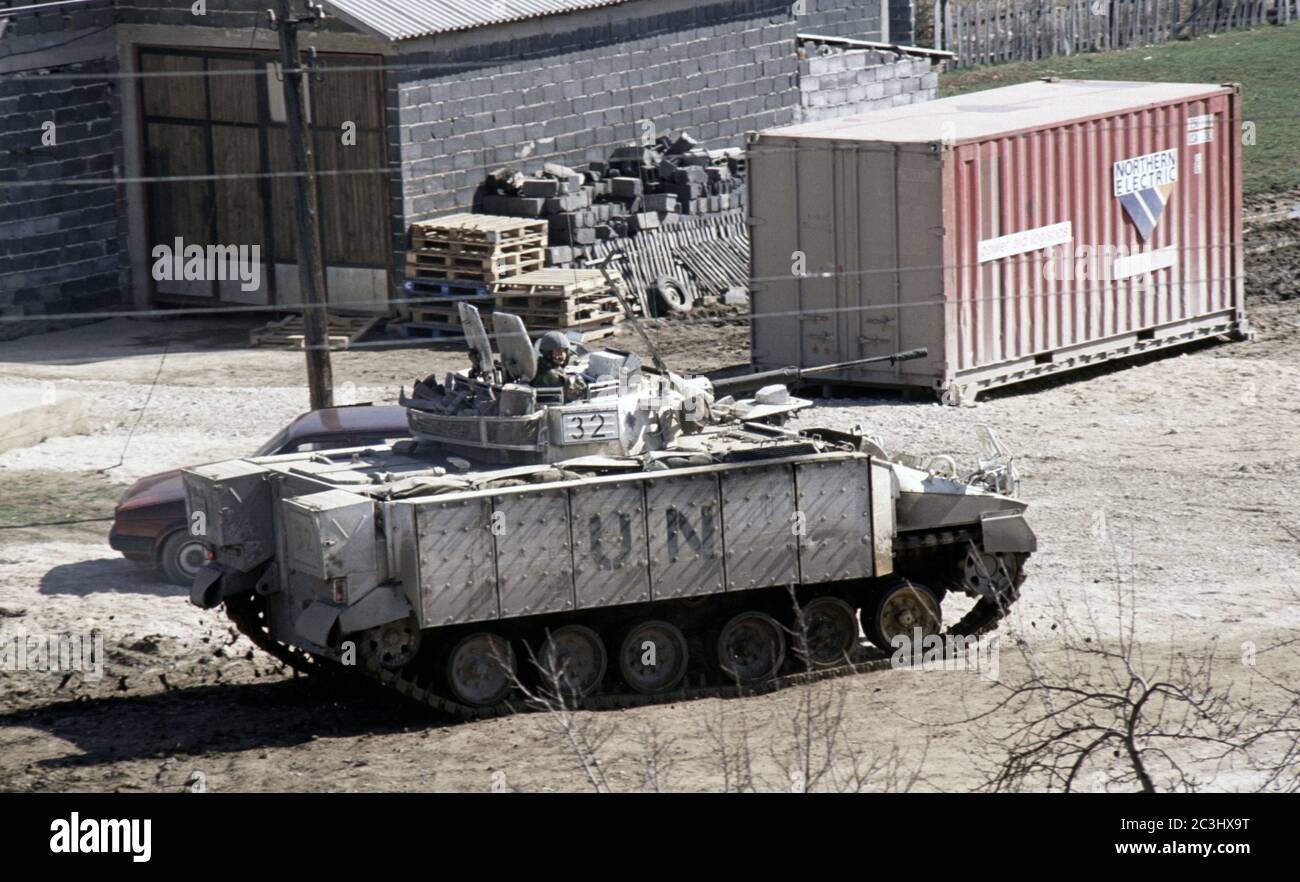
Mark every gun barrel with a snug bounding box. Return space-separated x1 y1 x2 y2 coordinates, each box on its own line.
710 348 927 394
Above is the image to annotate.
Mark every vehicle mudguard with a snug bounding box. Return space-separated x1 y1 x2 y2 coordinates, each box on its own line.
190 561 262 609
295 601 342 649
980 510 1038 554
338 585 414 635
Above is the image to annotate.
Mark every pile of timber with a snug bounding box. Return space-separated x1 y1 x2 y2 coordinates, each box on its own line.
403 214 547 334
249 314 381 350
491 268 625 342
407 213 547 283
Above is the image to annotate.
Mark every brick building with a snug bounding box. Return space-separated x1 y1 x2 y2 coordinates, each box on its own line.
0 0 927 336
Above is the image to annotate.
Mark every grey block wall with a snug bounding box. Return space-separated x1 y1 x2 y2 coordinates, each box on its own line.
796 49 936 122
0 9 127 341
795 0 884 40
388 0 801 253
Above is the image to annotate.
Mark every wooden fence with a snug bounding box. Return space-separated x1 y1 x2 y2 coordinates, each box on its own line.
935 0 1298 66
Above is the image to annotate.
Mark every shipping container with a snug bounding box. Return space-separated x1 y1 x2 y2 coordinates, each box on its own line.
747 80 1248 403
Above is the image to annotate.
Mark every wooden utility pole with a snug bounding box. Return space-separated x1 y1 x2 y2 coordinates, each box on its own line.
274 0 333 409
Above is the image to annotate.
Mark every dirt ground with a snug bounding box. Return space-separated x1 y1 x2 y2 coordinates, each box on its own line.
1 205 1297 793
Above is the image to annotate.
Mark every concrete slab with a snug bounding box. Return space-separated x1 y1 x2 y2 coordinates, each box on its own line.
0 385 87 454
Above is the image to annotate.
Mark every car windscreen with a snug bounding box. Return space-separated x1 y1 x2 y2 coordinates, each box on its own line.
253 427 293 457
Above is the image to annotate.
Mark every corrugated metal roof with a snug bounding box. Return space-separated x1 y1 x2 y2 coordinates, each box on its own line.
321 0 633 42
760 80 1230 145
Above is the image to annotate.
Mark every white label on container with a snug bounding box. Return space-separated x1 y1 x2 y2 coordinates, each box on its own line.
1112 246 1179 280
1187 115 1214 145
1113 149 1178 197
977 221 1073 263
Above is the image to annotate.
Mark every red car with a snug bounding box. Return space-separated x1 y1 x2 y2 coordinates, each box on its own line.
109 405 411 586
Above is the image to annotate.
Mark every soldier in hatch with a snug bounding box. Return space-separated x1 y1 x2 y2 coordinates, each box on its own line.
532 331 587 403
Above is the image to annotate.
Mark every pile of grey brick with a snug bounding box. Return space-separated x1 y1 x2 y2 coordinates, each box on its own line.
391 0 798 239
796 48 937 123
476 132 747 266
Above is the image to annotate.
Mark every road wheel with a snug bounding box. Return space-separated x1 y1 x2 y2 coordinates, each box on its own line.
717 611 785 685
446 632 516 708
618 620 689 694
865 580 942 650
359 616 421 671
160 531 207 587
796 596 859 668
539 624 607 698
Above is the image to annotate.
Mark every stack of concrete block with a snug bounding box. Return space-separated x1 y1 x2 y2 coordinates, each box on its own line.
476 131 747 266
796 48 938 124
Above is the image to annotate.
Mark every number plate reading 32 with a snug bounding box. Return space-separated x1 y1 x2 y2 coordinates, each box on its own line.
560 409 619 444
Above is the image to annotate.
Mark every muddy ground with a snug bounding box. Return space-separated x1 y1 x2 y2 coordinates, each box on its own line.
0 205 1297 793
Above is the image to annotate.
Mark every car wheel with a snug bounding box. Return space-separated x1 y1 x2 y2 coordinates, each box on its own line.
160 531 207 587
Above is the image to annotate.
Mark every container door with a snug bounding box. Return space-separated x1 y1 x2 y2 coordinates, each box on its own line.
851 146 945 382
796 142 840 366
748 137 803 369
846 147 899 362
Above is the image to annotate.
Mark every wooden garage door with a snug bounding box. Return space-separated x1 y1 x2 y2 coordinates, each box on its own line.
139 48 389 310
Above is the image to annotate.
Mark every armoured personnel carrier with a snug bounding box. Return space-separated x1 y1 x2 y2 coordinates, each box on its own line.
185 304 1035 717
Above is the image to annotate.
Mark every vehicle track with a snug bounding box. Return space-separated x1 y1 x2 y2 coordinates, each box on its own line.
223 543 1028 722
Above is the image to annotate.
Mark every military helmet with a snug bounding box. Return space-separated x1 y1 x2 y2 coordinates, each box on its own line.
538 331 572 357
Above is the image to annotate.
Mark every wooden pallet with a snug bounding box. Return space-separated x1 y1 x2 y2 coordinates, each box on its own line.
405 259 545 284
409 299 494 328
407 215 547 288
407 266 523 284
490 268 626 333
397 320 619 343
406 247 545 273
409 213 548 247
409 235 546 257
490 268 613 299
249 314 381 351
403 279 490 299
499 296 623 325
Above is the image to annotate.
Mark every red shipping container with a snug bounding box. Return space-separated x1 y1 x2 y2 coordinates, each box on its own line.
748 79 1248 403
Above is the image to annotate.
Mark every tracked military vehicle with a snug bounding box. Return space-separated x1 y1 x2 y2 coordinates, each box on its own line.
185 303 1035 717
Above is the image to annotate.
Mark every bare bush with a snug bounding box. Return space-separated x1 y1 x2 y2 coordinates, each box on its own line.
493 591 940 792
501 638 615 793
967 552 1300 792
634 718 678 792
771 676 929 793
697 590 930 793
